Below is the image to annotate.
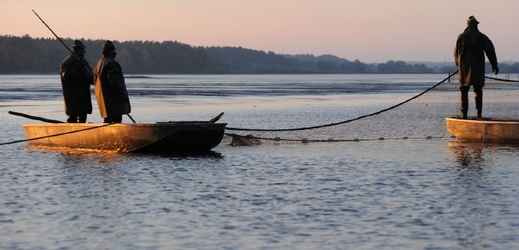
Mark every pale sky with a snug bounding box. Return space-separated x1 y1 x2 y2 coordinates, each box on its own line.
2 0 518 63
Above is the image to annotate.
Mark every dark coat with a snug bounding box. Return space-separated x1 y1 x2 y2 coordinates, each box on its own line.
59 54 93 115
454 26 498 87
93 56 131 118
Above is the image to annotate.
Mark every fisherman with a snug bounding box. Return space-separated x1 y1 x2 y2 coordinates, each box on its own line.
454 15 499 119
59 40 93 123
93 40 131 123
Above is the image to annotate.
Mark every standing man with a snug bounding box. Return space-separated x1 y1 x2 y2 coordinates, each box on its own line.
454 16 499 119
59 40 93 123
93 40 131 123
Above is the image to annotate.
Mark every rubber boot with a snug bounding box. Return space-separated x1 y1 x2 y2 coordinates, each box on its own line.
67 115 79 123
459 87 469 119
475 87 483 118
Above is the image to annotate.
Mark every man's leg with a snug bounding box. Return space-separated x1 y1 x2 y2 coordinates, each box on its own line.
474 86 483 118
459 86 470 119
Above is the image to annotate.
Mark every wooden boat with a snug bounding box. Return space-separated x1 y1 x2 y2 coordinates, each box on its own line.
445 117 519 144
11 111 227 153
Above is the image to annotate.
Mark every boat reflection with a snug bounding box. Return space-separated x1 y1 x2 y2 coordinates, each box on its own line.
445 141 492 248
447 141 484 167
130 150 224 158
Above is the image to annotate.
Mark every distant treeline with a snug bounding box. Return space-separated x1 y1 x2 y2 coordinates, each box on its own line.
1 35 517 74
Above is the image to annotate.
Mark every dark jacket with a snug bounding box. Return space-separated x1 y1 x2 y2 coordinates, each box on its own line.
93 56 131 118
59 54 93 115
454 26 498 87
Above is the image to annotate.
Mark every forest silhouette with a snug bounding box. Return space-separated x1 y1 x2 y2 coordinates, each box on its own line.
2 35 517 74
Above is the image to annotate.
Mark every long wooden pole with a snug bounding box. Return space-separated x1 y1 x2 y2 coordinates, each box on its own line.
32 10 74 55
9 111 64 123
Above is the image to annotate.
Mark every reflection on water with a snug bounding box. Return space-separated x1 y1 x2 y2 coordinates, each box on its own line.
58 150 123 164
130 150 224 158
446 141 489 248
448 141 485 167
445 141 519 249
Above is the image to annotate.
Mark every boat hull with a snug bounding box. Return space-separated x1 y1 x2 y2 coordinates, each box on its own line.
445 117 519 144
22 122 227 153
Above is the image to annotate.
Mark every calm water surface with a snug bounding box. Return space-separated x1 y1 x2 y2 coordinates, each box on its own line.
1 74 519 249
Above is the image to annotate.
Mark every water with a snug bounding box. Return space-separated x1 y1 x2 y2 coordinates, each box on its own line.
1 74 519 249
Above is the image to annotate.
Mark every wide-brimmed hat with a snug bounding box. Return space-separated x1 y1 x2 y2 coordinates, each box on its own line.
467 16 479 25
72 40 86 51
102 40 116 54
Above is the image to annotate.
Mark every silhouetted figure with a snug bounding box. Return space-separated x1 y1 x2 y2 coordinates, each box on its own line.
93 40 131 123
454 16 498 119
59 40 93 123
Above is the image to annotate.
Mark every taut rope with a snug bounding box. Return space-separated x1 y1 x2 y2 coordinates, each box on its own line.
226 71 459 132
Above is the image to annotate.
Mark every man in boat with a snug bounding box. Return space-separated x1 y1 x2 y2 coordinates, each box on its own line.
93 40 131 123
59 40 93 123
454 16 498 119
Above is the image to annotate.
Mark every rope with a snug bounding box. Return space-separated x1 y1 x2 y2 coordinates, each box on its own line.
0 123 114 146
226 71 459 132
485 75 519 83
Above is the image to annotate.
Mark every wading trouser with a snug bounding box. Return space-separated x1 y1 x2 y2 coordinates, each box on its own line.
460 85 483 118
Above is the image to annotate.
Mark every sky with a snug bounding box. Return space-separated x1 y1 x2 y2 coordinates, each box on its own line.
2 0 518 63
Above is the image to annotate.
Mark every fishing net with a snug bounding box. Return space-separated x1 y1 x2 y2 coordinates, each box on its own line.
225 73 519 145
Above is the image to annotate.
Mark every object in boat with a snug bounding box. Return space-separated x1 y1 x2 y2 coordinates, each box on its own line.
445 117 519 144
10 111 226 153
